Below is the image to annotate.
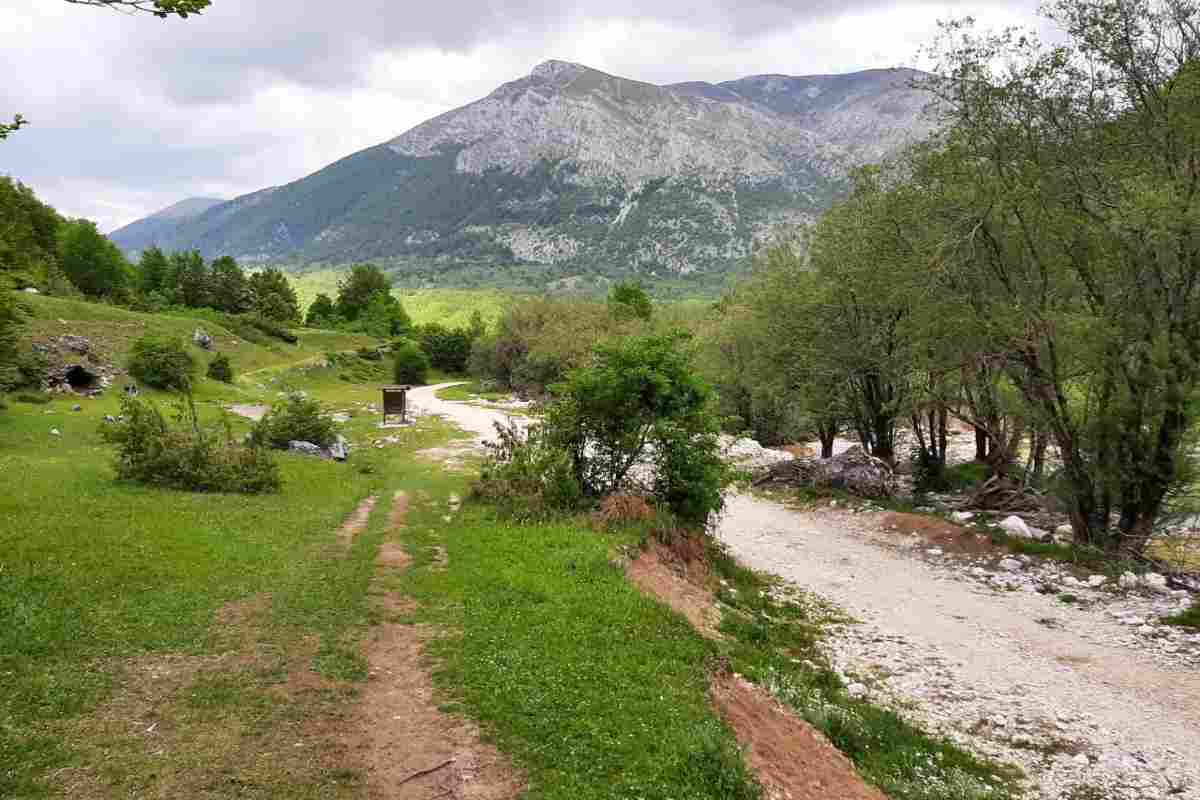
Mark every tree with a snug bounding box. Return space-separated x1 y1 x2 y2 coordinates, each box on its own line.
170 250 209 308
248 267 300 322
608 281 653 321
336 264 392 322
913 0 1200 554
305 293 336 327
357 291 411 338
137 247 170 295
209 256 250 313
0 177 62 288
56 219 131 297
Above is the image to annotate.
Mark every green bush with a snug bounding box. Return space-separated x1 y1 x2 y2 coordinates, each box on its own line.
128 334 195 391
206 353 234 383
416 323 472 372
474 420 582 520
13 391 51 404
100 396 280 493
393 339 429 385
475 332 727 527
15 349 49 389
250 394 336 449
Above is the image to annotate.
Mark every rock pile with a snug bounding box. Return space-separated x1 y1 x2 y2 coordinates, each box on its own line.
756 445 896 498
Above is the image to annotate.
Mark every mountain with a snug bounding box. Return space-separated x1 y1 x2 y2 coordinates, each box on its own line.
108 197 224 253
109 61 933 290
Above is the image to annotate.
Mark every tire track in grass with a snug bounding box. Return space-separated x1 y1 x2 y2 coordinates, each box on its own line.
352 490 523 799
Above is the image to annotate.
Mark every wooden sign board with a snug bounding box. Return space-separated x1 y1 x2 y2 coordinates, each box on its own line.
381 385 411 425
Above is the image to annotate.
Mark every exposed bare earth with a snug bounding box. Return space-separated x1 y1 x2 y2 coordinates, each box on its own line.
626 548 886 800
711 675 887 800
352 490 523 800
716 492 1200 800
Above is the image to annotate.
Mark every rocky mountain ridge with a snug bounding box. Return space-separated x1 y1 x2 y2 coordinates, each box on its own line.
108 60 934 290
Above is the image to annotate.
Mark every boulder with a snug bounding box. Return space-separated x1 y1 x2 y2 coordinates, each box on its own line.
1141 573 1170 594
754 445 895 498
718 435 794 473
1118 571 1140 590
998 515 1036 540
23 286 40 294
998 558 1023 572
287 441 324 457
328 435 349 462
193 328 213 350
951 511 975 523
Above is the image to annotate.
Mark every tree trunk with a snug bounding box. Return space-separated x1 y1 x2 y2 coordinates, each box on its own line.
974 425 989 461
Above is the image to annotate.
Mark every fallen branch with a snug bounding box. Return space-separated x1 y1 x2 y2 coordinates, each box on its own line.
397 757 456 787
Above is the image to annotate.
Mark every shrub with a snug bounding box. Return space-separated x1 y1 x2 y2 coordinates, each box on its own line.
548 332 727 526
250 394 336 449
128 334 195 391
393 339 429 384
15 349 50 389
101 396 280 493
14 391 51 404
474 420 582 521
416 323 472 372
206 353 234 383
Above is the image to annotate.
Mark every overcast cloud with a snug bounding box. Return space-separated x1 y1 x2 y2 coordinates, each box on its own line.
0 0 1042 232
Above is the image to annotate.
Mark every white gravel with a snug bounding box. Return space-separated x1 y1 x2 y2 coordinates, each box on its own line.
715 491 1200 800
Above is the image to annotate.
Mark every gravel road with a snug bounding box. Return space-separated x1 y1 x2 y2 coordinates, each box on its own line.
716 491 1200 800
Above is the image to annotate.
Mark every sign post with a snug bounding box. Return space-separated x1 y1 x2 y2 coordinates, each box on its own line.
381 385 411 426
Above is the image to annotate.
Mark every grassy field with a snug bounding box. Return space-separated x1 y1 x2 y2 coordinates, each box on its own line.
3 295 1022 799
289 269 514 328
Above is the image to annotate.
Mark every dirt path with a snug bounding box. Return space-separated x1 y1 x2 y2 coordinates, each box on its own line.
354 490 523 799
716 491 1200 799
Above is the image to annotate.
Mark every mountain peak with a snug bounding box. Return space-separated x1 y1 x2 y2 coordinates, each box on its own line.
529 59 591 81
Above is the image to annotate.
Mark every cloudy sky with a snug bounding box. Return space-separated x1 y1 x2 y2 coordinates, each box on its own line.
0 0 1043 232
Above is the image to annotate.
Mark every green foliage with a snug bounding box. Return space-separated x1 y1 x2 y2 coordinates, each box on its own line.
392 338 429 384
1163 604 1200 631
169 250 209 307
0 290 21 392
305 292 336 327
608 280 653 321
69 0 211 18
208 255 250 313
205 353 234 383
100 395 280 493
416 322 472 372
474 420 583 520
250 394 336 449
0 113 26 141
468 295 621 395
127 334 195 391
56 219 132 297
0 177 62 289
355 290 411 338
335 263 392 322
137 247 170 294
247 267 301 322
